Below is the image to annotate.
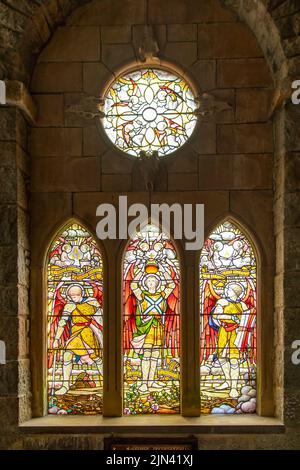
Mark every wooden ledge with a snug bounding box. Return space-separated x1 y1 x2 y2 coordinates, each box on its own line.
20 415 284 434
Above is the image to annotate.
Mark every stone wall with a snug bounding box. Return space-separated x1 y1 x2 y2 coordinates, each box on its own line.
0 106 32 446
0 0 299 450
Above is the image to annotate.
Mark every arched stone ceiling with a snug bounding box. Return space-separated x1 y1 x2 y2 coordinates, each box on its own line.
0 0 298 100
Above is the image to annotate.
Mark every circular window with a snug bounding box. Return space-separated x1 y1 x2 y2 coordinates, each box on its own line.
102 68 198 157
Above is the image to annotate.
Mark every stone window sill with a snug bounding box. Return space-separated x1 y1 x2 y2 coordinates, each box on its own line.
20 415 284 434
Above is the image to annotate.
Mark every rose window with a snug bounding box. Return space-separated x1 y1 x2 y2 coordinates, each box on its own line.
102 68 197 157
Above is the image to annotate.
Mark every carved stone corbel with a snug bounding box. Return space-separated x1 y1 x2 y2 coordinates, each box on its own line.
138 150 161 191
65 95 105 122
194 92 233 120
133 25 159 63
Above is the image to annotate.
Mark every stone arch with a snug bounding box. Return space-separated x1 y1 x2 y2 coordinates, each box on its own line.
220 0 291 109
0 0 299 448
0 0 293 93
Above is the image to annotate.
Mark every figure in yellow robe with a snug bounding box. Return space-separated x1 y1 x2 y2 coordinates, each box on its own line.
66 301 102 360
53 284 103 395
212 282 248 398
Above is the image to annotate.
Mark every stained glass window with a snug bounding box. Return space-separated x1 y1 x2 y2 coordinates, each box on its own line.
103 68 197 157
199 221 257 415
47 222 103 415
123 225 180 414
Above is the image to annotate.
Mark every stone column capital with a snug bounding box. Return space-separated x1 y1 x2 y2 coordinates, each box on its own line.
0 80 37 124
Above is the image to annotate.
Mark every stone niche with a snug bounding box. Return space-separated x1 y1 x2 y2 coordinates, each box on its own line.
0 0 299 450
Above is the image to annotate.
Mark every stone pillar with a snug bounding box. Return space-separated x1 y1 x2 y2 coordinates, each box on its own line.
0 82 36 448
274 96 300 427
181 250 200 416
273 108 285 421
282 100 300 427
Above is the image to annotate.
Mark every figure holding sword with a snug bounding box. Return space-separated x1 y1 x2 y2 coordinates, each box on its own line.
51 284 103 396
210 282 256 398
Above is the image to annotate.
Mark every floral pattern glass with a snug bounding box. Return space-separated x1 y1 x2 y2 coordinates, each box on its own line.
103 68 197 157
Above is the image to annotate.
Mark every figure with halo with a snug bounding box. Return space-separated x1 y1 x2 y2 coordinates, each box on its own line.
211 281 252 398
128 259 177 393
52 283 103 395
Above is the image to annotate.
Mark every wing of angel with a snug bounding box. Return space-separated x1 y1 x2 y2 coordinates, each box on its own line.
90 281 104 332
238 279 257 363
164 266 180 358
48 285 69 368
123 263 137 354
200 280 219 364
49 237 65 259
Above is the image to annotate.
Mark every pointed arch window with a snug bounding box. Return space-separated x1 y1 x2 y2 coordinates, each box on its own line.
47 222 104 415
38 218 270 422
199 220 257 415
123 224 181 415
